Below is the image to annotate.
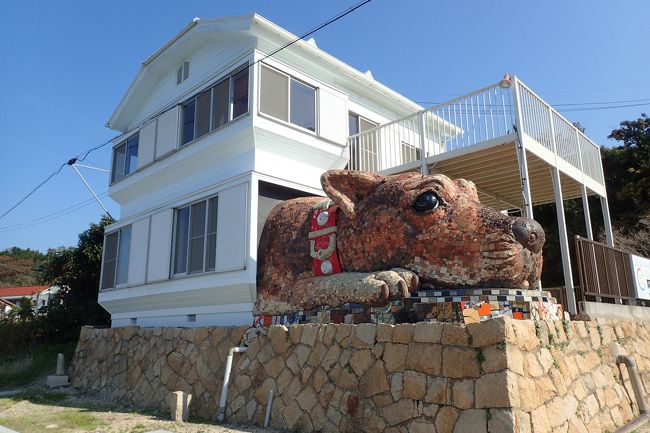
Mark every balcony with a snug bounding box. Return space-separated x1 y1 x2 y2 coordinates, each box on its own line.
347 75 614 315
347 76 605 211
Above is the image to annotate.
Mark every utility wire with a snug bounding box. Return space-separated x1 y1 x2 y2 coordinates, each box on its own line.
0 193 109 232
0 136 116 223
255 0 374 65
0 1 375 225
0 163 67 222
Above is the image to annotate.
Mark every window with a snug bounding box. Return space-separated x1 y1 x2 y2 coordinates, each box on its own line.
181 64 249 146
111 133 139 183
187 314 197 322
173 195 219 275
348 113 378 171
101 225 131 290
400 141 422 163
260 64 316 132
176 60 190 85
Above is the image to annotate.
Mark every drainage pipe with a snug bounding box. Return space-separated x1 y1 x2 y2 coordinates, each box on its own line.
264 389 274 427
217 346 248 422
614 354 649 433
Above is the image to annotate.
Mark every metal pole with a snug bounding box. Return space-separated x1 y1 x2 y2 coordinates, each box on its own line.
70 164 113 219
551 167 577 314
601 195 614 247
418 111 428 176
512 77 534 219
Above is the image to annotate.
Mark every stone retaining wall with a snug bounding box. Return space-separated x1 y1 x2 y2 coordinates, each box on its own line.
69 318 650 432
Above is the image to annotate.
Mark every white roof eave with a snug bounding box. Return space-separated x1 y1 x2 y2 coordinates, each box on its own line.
107 13 424 131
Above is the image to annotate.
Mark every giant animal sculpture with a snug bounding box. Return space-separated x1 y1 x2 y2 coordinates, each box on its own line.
254 170 545 316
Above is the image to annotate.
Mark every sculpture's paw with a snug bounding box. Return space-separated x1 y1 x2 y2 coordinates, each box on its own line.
371 268 419 299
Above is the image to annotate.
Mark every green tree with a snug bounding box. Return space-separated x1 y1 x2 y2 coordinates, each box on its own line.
602 113 650 230
39 216 114 333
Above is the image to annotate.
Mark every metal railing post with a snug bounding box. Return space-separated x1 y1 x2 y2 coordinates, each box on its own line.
418 111 428 175
512 77 535 219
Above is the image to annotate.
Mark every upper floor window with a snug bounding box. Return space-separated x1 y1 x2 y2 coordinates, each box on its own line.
177 60 190 85
260 64 316 132
111 133 139 183
101 225 131 290
181 64 249 146
173 195 218 275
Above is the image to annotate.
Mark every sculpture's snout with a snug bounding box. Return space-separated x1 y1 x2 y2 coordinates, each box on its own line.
512 217 545 253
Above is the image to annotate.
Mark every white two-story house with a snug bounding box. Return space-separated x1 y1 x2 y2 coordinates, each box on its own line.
100 14 613 327
99 14 431 327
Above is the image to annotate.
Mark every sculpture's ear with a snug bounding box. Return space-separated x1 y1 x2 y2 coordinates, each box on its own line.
321 170 384 219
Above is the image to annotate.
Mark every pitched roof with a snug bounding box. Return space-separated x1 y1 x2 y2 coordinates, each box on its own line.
107 14 422 132
0 285 49 298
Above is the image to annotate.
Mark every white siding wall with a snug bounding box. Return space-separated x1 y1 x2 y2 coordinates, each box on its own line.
319 86 348 144
133 38 255 127
137 119 156 169
146 209 174 283
155 106 180 159
127 218 149 286
216 183 248 272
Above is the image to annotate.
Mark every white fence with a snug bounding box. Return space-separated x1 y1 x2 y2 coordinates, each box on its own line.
347 77 604 185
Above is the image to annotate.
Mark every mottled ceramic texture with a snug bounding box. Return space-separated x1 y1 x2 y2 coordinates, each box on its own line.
255 170 545 316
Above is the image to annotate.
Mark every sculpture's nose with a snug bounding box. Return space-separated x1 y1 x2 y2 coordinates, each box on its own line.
512 217 545 253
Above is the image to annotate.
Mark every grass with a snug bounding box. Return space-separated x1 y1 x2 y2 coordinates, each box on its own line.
0 409 105 433
0 392 106 433
0 341 77 390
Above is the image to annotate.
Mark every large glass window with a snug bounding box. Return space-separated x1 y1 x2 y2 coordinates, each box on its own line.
101 225 131 290
111 133 139 183
290 80 316 131
173 196 219 275
180 64 249 146
260 64 317 132
181 99 196 146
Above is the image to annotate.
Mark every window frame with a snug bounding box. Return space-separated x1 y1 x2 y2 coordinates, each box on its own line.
348 112 378 171
259 63 318 134
176 60 190 85
180 63 249 147
171 194 219 277
100 225 132 291
110 133 140 184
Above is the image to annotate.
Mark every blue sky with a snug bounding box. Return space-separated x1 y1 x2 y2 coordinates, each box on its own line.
1 0 649 252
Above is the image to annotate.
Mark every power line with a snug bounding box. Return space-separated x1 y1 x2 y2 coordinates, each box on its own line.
413 97 650 108
255 0 374 66
557 102 650 112
0 163 66 222
0 136 115 223
0 193 109 233
0 1 375 226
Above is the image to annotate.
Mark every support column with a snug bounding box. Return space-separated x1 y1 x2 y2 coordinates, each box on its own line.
512 77 534 219
551 167 577 314
581 185 594 240
418 111 429 176
601 195 614 247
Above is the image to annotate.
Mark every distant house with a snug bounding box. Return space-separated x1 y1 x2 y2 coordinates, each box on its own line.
98 14 612 327
0 285 59 314
0 298 17 318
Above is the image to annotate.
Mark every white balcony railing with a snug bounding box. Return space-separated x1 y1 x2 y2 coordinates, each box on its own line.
347 76 605 186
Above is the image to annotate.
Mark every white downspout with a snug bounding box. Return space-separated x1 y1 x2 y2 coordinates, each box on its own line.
217 346 248 422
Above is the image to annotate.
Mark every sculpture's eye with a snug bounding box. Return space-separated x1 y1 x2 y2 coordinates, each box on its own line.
413 192 441 212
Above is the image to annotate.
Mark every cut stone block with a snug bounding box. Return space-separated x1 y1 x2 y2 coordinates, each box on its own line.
46 374 69 388
170 391 192 422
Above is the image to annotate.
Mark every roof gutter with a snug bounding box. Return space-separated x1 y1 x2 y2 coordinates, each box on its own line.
142 17 201 67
